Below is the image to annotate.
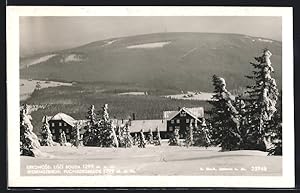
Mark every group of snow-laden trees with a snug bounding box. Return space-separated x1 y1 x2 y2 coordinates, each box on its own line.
118 123 133 148
83 104 119 147
82 104 163 148
136 128 162 148
168 118 210 147
208 49 281 155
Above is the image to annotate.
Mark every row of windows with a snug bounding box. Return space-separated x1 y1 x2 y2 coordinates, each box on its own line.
50 122 68 127
169 126 198 132
52 135 70 140
52 128 70 134
168 126 180 131
170 119 196 124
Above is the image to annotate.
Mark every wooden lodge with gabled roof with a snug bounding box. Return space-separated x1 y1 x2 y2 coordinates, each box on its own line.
163 107 205 139
47 113 76 142
46 113 88 143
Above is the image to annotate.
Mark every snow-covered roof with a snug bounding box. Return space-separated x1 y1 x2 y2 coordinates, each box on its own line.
49 113 76 127
128 119 167 133
163 107 204 120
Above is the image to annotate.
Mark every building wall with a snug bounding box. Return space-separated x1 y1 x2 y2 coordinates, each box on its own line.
48 120 73 142
167 112 201 138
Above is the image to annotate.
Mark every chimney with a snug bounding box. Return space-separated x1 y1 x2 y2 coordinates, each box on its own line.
132 113 136 120
177 106 181 111
121 119 124 124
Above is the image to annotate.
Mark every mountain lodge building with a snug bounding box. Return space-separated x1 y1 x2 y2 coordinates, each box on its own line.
163 107 205 138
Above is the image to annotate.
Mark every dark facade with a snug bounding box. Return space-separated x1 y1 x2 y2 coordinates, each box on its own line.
48 119 73 142
166 109 202 138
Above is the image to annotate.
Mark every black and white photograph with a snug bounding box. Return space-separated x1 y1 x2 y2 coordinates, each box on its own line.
6 6 294 187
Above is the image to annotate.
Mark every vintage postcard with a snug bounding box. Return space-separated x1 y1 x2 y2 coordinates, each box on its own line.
7 6 294 188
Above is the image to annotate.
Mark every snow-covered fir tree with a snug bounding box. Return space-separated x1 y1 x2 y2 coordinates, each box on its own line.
193 118 210 147
20 104 41 156
184 121 194 147
244 49 279 151
265 109 282 155
138 129 146 148
146 128 154 144
87 104 97 125
119 123 133 148
71 122 80 148
59 131 67 146
132 133 138 146
208 75 242 151
97 104 118 147
116 125 122 146
168 128 180 146
83 105 99 146
40 116 54 146
154 127 162 146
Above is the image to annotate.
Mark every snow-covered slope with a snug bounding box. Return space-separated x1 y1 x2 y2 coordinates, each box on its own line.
20 32 282 91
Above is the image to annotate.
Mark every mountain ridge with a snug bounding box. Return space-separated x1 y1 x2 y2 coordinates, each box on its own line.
20 32 282 91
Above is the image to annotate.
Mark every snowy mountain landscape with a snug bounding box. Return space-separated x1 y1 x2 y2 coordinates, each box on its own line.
19 32 283 178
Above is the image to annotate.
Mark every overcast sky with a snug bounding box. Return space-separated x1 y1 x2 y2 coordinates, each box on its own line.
20 16 281 57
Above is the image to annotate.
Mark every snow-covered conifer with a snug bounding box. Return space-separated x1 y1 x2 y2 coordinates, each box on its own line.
122 123 133 148
184 121 194 147
244 49 279 151
208 75 242 151
146 128 154 144
133 133 138 146
138 129 146 148
40 116 54 146
168 128 180 146
98 104 117 147
154 127 162 146
59 131 67 146
20 104 41 156
71 122 80 148
83 105 99 146
193 118 211 148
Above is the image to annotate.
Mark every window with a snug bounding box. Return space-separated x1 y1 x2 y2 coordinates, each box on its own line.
171 120 174 124
51 129 55 134
175 126 180 130
59 122 62 127
59 129 62 133
66 128 69 133
66 135 70 140
51 123 55 127
64 123 67 126
53 136 56 140
176 119 180 124
169 126 173 131
186 119 189 123
180 111 186 117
